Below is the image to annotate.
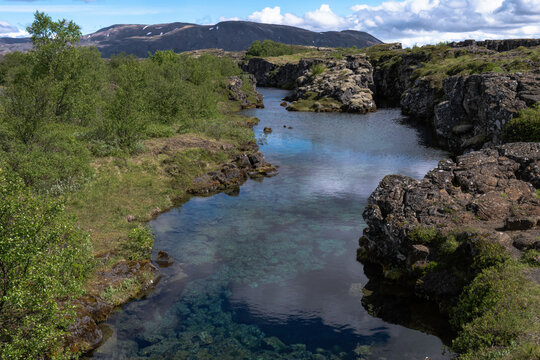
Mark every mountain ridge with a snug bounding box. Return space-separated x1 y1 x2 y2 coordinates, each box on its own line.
0 20 382 57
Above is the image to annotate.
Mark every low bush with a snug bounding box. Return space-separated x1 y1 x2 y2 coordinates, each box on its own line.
452 263 540 357
123 226 154 261
502 103 540 142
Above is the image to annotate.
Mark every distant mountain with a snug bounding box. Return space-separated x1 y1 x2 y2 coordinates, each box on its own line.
0 21 382 57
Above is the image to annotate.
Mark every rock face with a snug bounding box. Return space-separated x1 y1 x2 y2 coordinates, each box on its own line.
227 75 264 109
360 143 540 297
286 55 376 113
449 38 540 52
432 72 540 153
242 54 376 113
400 77 440 120
371 48 428 105
240 58 311 88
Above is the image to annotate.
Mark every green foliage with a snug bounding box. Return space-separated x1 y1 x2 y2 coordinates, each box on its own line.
27 11 81 50
409 226 441 244
521 249 540 267
123 226 154 261
0 168 94 359
246 40 309 58
502 103 540 142
452 263 540 356
95 58 147 148
311 63 327 76
0 124 93 194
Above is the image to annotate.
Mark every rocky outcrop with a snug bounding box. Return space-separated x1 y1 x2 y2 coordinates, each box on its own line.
371 49 429 105
227 75 264 109
286 55 376 113
359 142 540 299
240 58 310 88
449 38 540 52
189 151 278 195
432 71 540 153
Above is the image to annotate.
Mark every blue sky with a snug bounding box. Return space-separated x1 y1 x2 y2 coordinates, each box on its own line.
1 0 539 46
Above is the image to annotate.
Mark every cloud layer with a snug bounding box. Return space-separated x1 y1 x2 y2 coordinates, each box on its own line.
0 20 27 37
233 1 540 46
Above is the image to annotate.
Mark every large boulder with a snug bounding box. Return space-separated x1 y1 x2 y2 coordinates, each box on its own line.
359 143 540 298
286 55 377 113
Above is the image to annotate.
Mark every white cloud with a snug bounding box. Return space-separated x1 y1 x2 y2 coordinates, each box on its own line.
235 1 540 46
348 0 540 46
304 4 346 28
246 4 345 31
0 20 28 37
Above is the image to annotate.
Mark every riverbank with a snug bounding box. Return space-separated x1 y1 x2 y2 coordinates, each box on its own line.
0 37 277 357
90 88 452 360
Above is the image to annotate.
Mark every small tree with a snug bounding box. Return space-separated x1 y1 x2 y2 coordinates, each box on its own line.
2 12 86 143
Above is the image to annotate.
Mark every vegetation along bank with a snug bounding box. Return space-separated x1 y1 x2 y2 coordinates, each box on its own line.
0 13 275 358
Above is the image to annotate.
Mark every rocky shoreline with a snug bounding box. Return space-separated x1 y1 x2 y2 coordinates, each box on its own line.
242 39 540 153
360 142 539 285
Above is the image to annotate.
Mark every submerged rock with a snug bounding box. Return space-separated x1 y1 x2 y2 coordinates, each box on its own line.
155 250 174 267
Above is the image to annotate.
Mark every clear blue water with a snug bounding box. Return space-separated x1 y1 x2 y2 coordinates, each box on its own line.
92 88 451 360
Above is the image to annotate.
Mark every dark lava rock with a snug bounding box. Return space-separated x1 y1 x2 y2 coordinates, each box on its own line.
449 38 540 52
432 72 540 152
513 235 540 250
505 216 537 230
189 151 277 195
280 101 288 107
360 143 540 299
155 250 174 267
263 127 272 133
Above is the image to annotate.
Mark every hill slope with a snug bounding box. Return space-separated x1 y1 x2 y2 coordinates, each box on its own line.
0 21 382 57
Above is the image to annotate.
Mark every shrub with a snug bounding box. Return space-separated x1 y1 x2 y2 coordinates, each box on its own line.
0 167 94 359
1 124 92 194
451 263 540 355
502 103 540 142
123 226 154 260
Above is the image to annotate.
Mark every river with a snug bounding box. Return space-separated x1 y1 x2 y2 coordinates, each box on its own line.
91 88 451 359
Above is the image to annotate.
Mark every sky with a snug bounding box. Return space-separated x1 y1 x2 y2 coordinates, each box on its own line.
0 0 539 46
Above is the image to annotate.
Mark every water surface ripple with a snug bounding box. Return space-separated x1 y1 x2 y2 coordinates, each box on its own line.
93 88 451 360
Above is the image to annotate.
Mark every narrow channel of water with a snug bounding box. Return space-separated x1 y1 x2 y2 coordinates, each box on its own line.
92 88 451 359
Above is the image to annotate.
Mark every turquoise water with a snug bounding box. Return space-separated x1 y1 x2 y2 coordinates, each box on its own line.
92 88 451 360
